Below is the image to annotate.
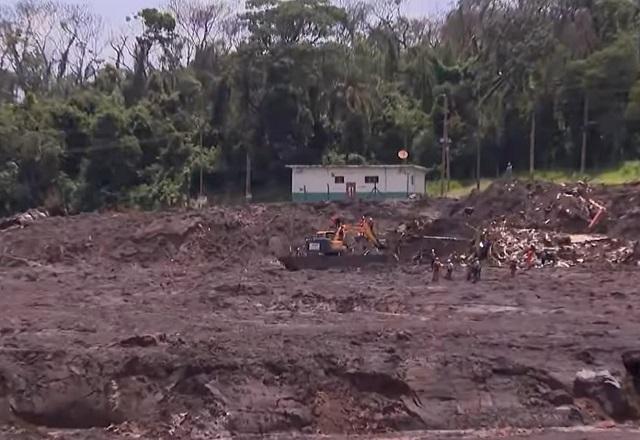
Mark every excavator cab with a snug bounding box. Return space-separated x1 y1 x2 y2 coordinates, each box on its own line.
306 230 347 255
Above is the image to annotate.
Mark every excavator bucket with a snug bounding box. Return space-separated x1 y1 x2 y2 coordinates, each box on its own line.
278 254 392 271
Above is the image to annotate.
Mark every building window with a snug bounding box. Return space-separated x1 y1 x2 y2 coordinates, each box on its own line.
334 176 345 184
365 176 379 184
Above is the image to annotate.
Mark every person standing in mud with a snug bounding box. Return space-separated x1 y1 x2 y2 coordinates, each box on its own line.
467 258 481 283
525 244 536 270
505 162 513 180
432 258 441 282
430 249 437 270
473 258 481 283
540 249 557 266
445 259 454 280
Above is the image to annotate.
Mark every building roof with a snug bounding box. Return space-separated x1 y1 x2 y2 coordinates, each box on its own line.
286 164 429 173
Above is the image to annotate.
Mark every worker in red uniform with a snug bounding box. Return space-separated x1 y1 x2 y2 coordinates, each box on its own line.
525 245 536 270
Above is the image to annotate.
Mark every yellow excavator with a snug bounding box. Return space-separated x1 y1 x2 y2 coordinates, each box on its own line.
308 217 384 255
278 216 391 271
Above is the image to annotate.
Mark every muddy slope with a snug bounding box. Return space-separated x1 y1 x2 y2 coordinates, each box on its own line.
1 182 640 439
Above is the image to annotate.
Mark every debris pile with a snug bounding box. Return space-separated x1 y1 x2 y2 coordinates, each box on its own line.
390 217 472 262
487 224 636 268
442 179 640 267
596 182 640 240
0 208 48 231
452 180 609 234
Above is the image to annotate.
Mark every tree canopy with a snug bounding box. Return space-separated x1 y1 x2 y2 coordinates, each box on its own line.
1 0 639 215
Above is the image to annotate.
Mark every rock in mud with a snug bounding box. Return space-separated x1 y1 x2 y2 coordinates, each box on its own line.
7 388 124 429
622 350 640 378
119 335 158 348
621 350 640 419
545 389 574 406
573 369 632 421
554 404 584 425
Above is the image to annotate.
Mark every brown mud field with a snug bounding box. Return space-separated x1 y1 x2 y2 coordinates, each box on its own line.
1 180 640 439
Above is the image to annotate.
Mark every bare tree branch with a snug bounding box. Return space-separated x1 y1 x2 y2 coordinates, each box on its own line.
167 0 236 63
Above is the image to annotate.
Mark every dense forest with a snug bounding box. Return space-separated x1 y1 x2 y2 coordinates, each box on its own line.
1 0 640 214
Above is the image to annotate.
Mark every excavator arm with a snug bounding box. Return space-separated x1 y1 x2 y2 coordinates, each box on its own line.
343 222 384 250
279 216 390 270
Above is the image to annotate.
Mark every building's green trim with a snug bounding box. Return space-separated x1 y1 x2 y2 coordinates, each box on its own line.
291 192 416 202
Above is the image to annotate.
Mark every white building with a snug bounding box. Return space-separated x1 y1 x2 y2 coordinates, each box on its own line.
286 164 428 202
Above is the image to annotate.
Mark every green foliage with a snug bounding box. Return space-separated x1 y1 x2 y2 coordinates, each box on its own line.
1 0 640 215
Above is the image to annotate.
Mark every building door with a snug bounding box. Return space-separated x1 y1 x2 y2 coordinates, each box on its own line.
346 182 356 199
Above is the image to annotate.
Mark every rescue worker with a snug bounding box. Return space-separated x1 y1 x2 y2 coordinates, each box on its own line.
472 258 481 283
467 258 481 282
430 249 437 270
445 259 454 280
476 229 491 260
540 249 556 266
432 258 441 282
525 244 536 269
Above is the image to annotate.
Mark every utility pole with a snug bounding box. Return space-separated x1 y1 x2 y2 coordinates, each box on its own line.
529 106 536 180
440 94 448 197
446 134 451 193
245 149 252 202
475 132 481 191
581 94 589 175
199 128 204 197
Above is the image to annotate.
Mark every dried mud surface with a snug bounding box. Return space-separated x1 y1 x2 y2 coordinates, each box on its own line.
1 181 640 439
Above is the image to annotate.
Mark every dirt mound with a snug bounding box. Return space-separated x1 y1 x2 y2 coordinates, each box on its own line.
449 180 634 238
0 200 432 268
389 217 473 262
593 182 640 240
2 183 635 272
3 189 640 439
